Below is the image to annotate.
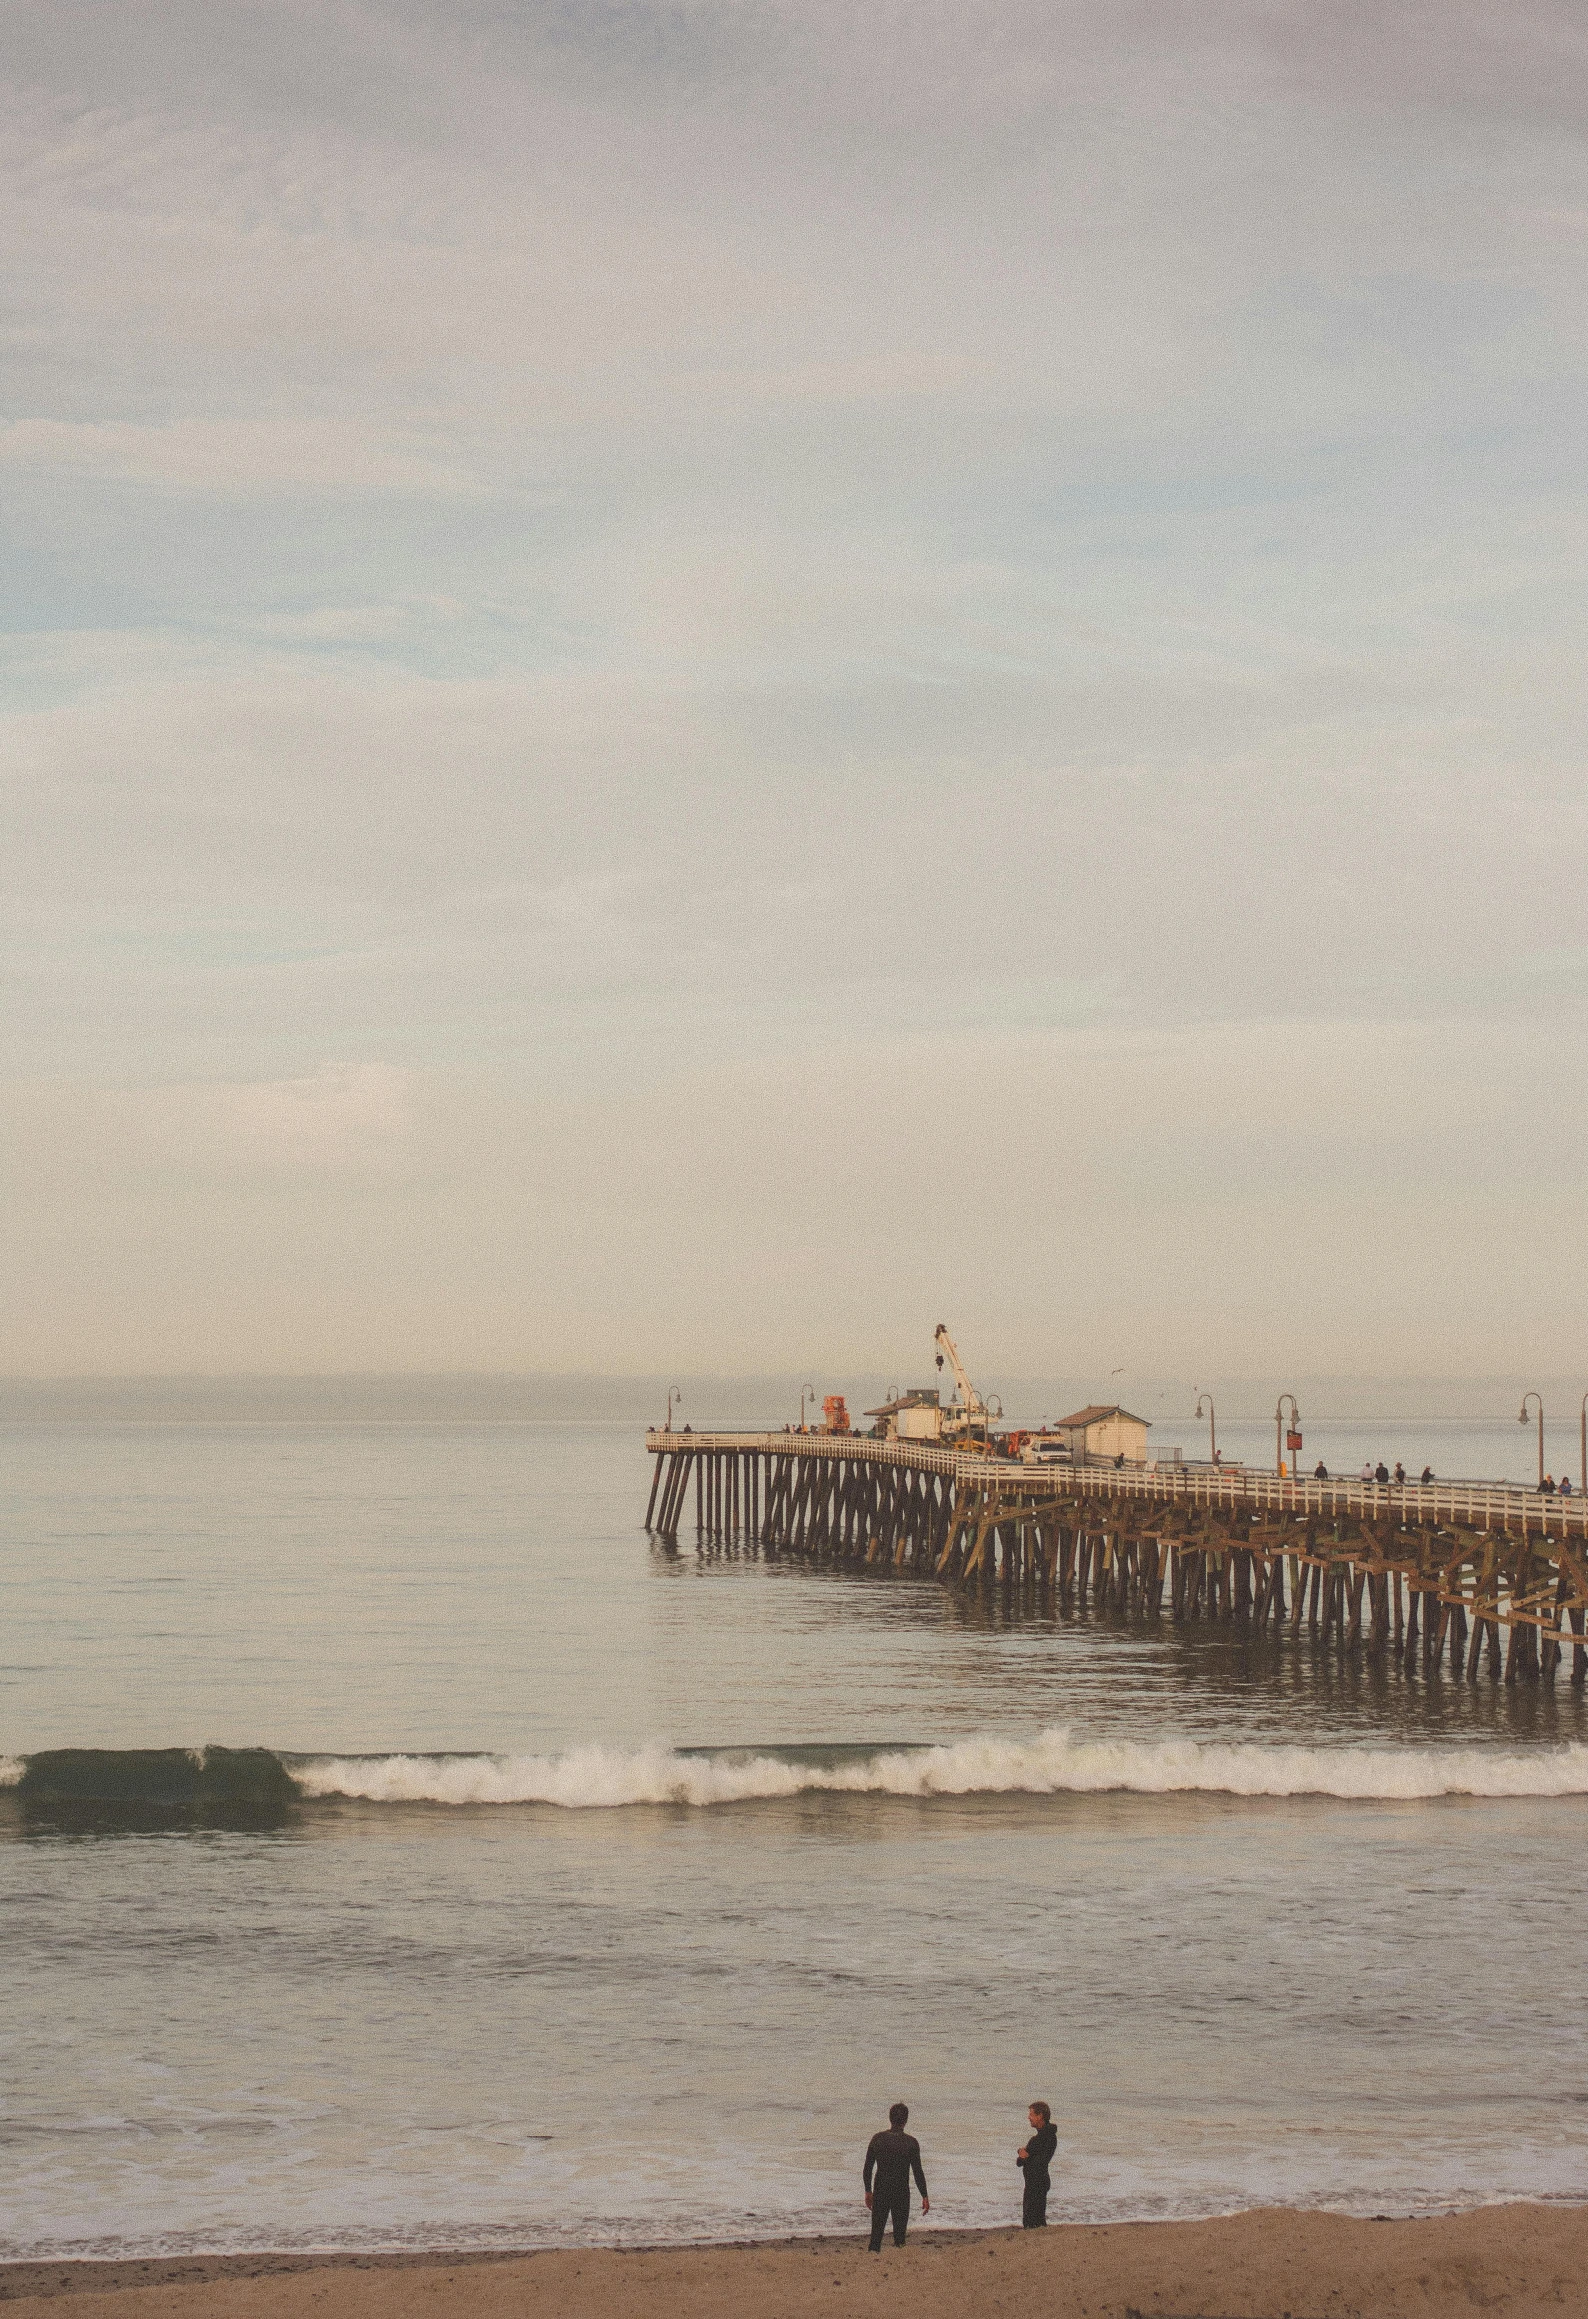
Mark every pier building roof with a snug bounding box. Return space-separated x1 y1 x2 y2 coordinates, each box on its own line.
863 1389 940 1418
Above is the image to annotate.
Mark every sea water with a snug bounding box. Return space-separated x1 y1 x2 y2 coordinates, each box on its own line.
3 1412 1587 2256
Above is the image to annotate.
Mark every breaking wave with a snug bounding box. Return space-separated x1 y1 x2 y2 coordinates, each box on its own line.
7 1732 1588 1813
289 1729 1588 1808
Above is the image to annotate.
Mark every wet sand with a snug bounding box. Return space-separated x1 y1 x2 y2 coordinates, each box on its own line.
4 2206 1586 2318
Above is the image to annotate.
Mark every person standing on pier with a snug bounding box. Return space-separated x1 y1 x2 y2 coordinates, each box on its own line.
863 2103 929 2250
1017 2101 1058 2228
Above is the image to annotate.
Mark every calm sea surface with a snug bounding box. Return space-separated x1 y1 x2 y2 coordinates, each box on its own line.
3 1412 1587 2256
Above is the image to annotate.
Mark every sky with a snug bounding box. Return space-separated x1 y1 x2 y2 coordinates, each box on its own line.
3 0 1587 1382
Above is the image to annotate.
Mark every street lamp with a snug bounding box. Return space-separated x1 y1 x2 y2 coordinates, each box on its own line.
1519 1391 1544 1488
1275 1393 1301 1479
800 1382 817 1432
1194 1391 1217 1464
665 1384 683 1433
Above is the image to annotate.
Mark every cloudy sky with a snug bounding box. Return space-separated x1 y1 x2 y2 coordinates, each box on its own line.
3 0 1586 1380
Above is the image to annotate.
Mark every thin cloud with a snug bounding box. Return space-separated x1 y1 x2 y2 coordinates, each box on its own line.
2 1 1585 1370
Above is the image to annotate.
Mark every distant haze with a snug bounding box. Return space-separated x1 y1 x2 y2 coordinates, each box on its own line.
2 1375 1584 1435
3 3 1585 1379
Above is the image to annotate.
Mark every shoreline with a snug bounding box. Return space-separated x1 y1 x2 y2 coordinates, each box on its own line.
4 2204 1587 2316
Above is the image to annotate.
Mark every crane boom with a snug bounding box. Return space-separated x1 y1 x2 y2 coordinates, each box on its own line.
933 1322 986 1424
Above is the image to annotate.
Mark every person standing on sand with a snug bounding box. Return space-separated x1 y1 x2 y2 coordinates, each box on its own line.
1017 2100 1058 2228
863 2103 929 2251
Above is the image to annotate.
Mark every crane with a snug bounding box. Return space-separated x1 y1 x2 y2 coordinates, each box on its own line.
934 1323 990 1444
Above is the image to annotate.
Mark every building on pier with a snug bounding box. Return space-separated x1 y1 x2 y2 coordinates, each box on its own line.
865 1389 945 1442
1055 1403 1151 1466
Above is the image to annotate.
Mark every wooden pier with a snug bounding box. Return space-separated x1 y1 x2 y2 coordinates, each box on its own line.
645 1430 1588 1684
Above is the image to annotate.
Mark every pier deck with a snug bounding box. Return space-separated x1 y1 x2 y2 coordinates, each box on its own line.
644 1430 1588 1684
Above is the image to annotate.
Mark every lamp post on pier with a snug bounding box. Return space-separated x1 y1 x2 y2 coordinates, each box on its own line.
1194 1391 1217 1464
800 1382 817 1433
1275 1393 1301 1479
665 1384 683 1434
1518 1391 1544 1488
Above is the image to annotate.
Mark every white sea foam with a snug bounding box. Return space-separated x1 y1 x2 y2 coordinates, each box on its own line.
0 1757 22 1788
292 1728 1588 1808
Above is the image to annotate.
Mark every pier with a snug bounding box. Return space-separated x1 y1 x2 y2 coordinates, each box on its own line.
644 1430 1588 1684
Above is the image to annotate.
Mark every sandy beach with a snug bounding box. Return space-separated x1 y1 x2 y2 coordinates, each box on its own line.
4 2206 1586 2319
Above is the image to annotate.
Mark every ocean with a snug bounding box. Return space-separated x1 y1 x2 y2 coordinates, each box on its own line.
3 1407 1587 2258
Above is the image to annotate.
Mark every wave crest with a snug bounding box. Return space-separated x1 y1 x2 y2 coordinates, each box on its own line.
292 1729 1588 1809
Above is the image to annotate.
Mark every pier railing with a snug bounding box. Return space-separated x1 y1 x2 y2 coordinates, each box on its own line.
644 1429 1588 1537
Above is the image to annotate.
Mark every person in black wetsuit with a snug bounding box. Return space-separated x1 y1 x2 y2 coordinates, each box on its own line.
863 2103 929 2250
1017 2100 1057 2227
